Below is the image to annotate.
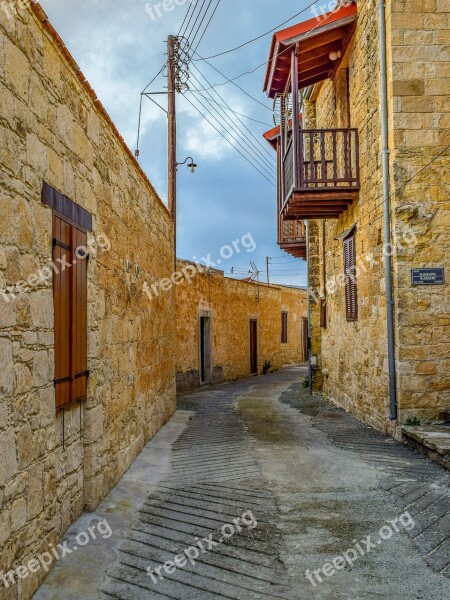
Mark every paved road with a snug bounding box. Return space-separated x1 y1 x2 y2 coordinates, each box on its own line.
35 366 450 600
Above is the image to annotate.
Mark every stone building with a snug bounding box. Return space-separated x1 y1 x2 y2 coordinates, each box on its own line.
175 260 308 392
0 4 309 598
0 4 177 598
263 0 449 437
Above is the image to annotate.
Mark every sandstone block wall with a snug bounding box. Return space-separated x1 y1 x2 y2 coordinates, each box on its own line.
309 1 392 433
0 5 175 598
307 0 449 433
388 0 450 423
175 260 308 392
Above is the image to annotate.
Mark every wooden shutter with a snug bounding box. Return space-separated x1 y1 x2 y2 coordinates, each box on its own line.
53 215 72 409
281 312 288 343
72 227 88 403
53 214 88 409
343 234 358 321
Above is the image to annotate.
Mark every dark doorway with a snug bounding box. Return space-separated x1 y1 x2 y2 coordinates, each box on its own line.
250 319 258 375
200 316 211 383
302 318 309 363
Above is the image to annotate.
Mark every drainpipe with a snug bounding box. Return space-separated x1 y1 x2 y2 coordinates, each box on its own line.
379 0 397 420
306 221 313 396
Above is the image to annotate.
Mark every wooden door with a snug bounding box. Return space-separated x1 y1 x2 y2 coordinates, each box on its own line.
302 317 309 363
250 319 258 375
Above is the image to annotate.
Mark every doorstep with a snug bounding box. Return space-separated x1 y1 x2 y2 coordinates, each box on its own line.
402 425 450 471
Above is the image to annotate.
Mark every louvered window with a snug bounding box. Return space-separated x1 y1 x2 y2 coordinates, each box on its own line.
343 233 358 321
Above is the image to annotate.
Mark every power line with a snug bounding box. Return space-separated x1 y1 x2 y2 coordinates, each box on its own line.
179 0 202 38
188 0 219 57
192 50 274 112
187 79 275 174
192 3 345 94
187 64 275 166
183 90 276 182
186 72 275 173
142 62 167 94
184 0 209 44
189 91 272 126
190 0 222 58
194 1 318 61
182 93 276 186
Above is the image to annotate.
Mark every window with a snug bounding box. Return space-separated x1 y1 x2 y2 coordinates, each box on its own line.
343 233 358 321
281 312 288 343
42 183 91 410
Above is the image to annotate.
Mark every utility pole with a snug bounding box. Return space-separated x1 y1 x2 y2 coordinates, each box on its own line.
266 257 270 286
167 35 177 264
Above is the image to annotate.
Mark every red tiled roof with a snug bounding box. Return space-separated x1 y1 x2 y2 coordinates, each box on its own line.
29 3 171 218
264 2 357 98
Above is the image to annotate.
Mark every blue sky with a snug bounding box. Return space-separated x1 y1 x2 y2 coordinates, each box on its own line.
44 0 313 285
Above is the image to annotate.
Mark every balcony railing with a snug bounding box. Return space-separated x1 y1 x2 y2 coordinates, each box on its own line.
281 128 360 218
277 216 307 259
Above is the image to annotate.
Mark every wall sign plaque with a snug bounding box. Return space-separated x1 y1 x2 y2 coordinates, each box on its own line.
411 268 445 286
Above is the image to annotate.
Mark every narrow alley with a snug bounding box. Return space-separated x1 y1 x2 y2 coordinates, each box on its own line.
33 367 450 600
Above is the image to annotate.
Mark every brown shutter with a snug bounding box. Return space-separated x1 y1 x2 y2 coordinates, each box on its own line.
343 234 358 321
53 215 73 409
53 215 88 409
281 312 288 343
72 227 88 403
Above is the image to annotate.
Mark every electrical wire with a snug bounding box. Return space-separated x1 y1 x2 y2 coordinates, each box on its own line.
188 0 215 53
190 0 222 58
189 91 272 126
182 93 276 186
187 82 275 174
187 67 275 168
183 90 276 182
194 1 318 61
142 62 167 94
184 0 208 45
179 0 202 38
191 3 345 94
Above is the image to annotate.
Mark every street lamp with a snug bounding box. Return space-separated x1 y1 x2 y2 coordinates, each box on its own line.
176 156 198 173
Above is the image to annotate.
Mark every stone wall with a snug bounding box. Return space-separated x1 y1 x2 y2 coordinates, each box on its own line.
0 5 176 598
175 260 308 392
307 0 449 433
388 0 450 423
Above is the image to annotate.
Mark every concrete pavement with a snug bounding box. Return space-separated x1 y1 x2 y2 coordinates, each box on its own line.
33 366 450 599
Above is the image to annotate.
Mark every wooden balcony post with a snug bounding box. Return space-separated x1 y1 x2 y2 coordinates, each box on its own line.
291 45 300 189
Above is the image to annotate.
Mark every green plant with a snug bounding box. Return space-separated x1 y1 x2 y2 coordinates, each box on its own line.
302 376 309 388
405 417 421 427
263 360 271 375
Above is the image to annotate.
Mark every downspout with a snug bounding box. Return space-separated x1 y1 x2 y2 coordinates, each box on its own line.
378 0 397 420
306 221 313 396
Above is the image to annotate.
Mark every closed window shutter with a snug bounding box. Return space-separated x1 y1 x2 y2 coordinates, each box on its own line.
343 234 358 321
53 214 88 409
72 227 88 402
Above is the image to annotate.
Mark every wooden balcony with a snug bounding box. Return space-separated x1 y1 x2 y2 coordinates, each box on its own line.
281 128 360 220
278 217 306 259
